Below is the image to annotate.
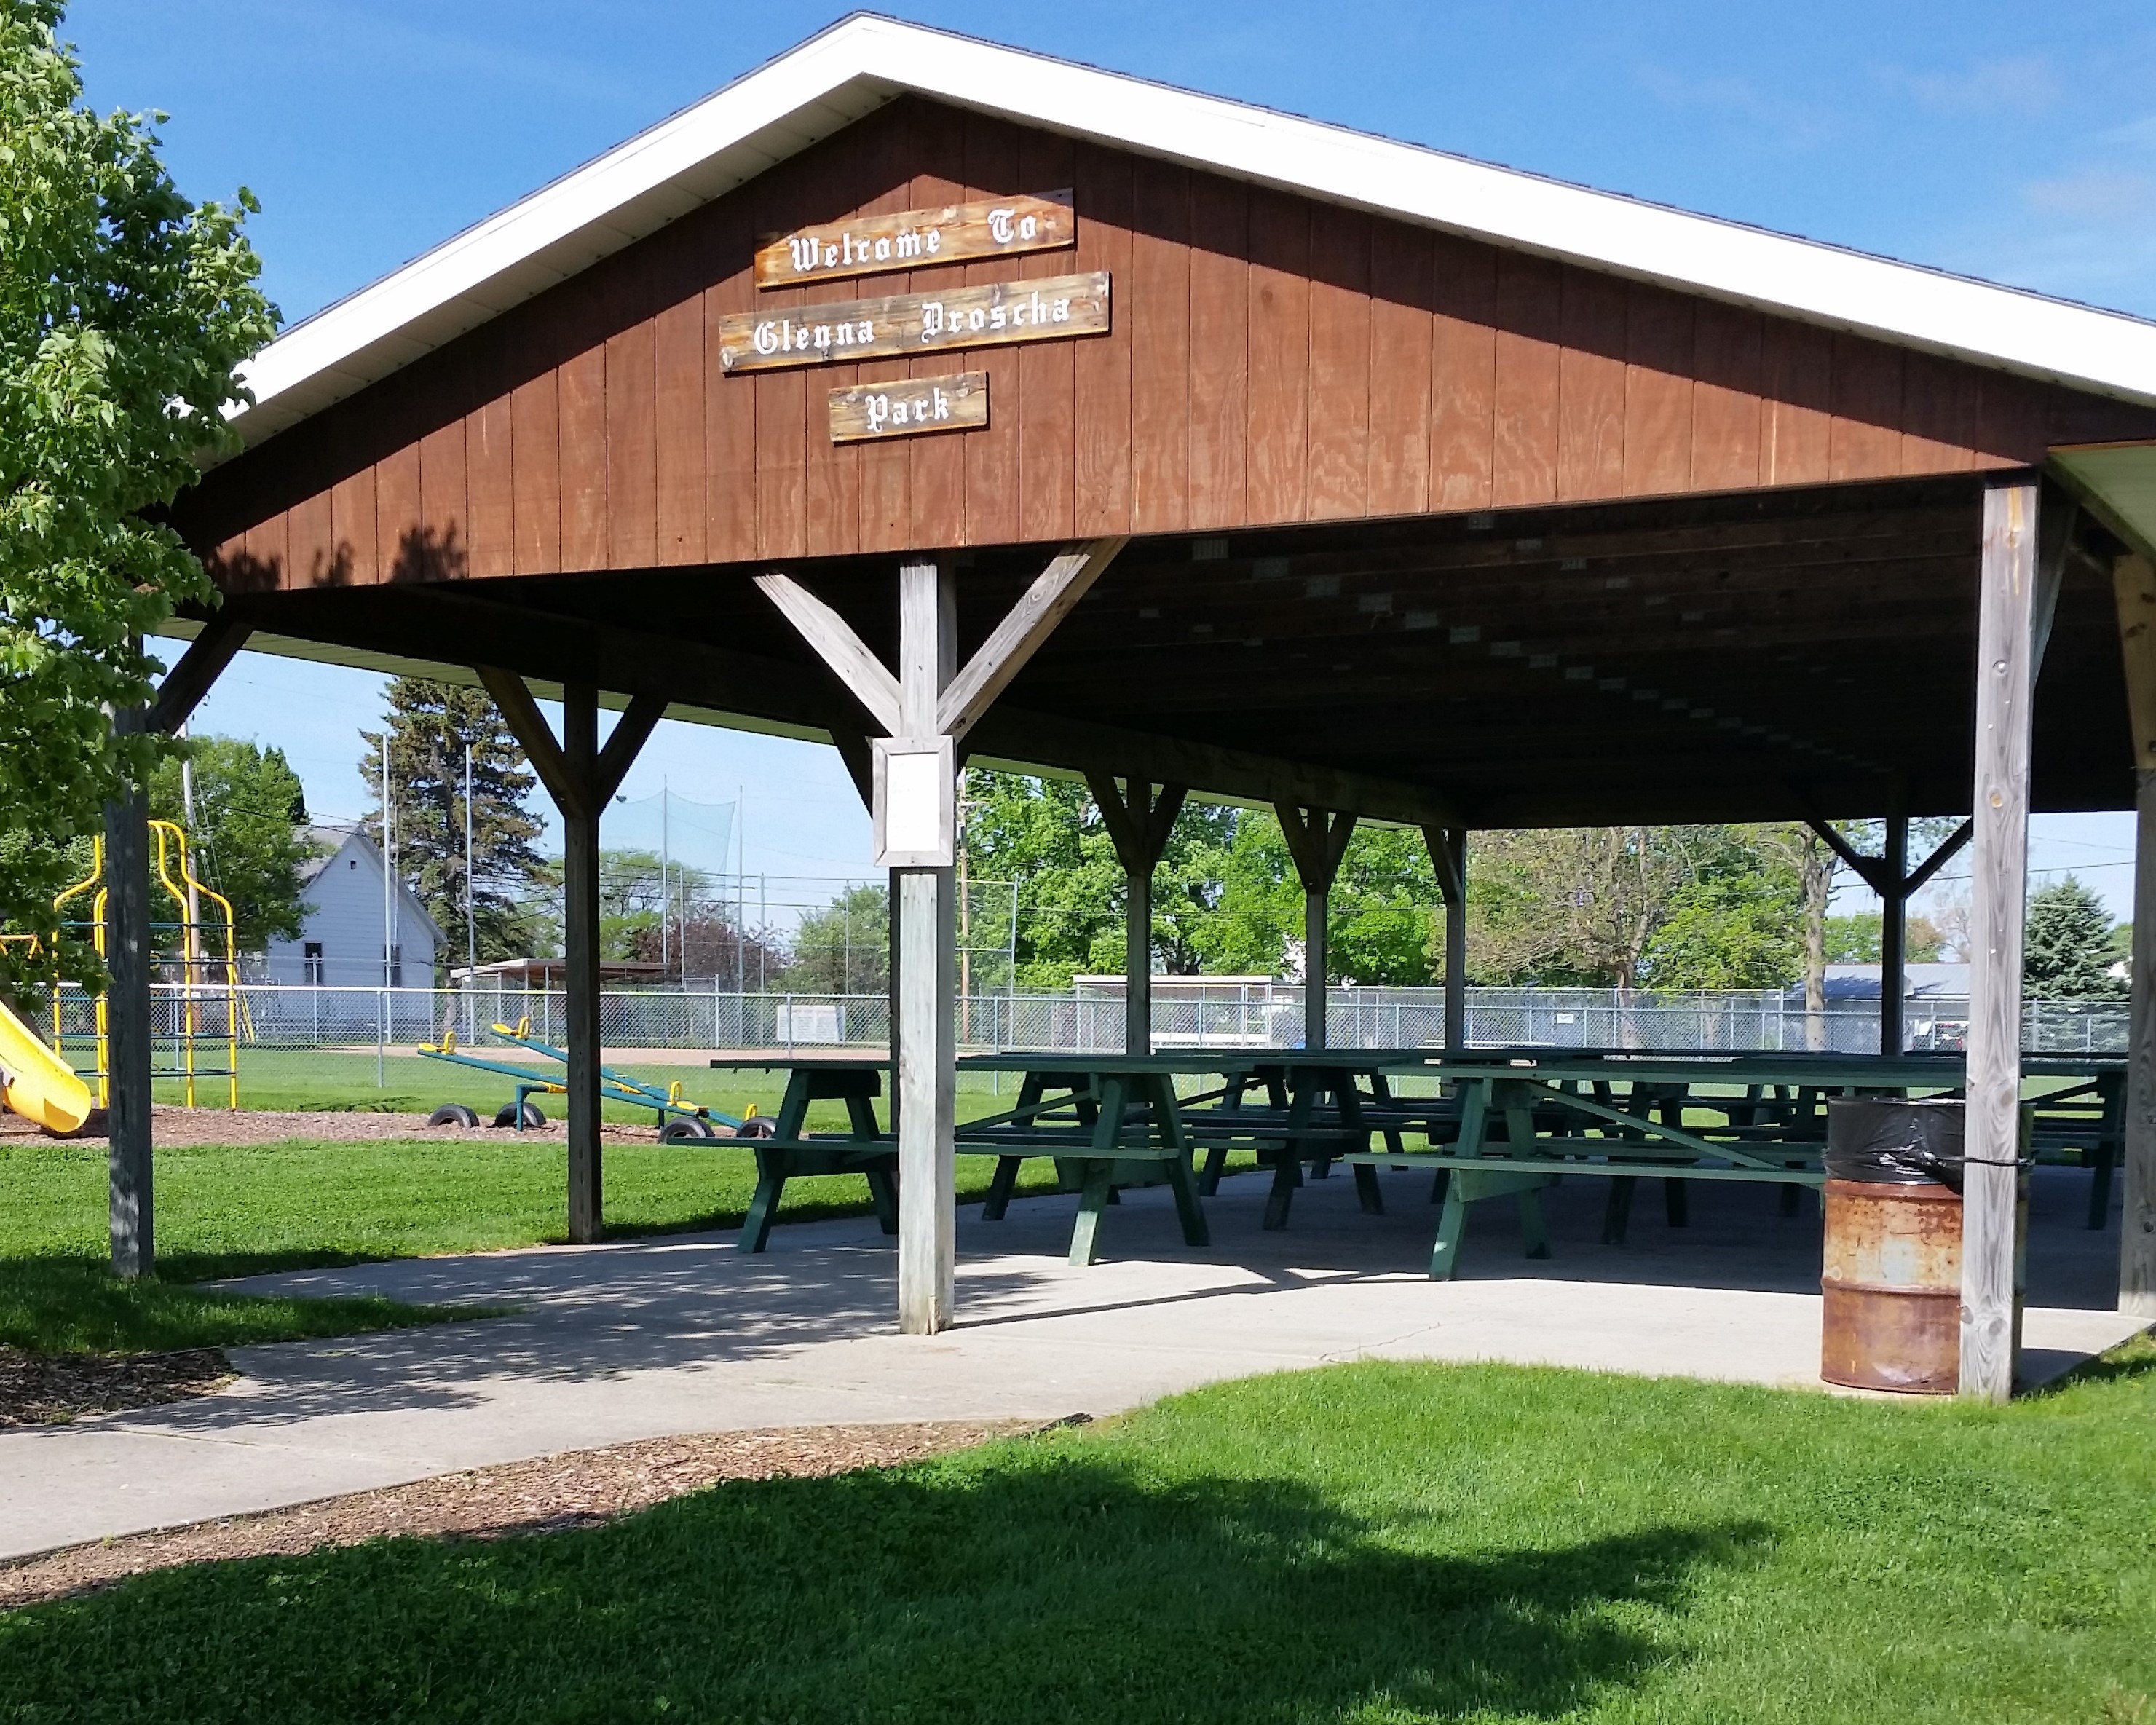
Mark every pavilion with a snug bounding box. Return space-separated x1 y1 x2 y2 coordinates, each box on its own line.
114 15 2156 1400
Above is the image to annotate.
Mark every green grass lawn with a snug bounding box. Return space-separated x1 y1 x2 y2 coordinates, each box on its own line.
3 1351 2151 1721
1 1094 1212 1351
0 1255 485 1355
151 1048 1075 1123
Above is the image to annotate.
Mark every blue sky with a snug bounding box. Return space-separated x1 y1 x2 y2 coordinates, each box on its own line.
69 1 2156 915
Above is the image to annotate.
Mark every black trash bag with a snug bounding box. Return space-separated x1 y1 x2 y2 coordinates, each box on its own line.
1824 1097 1965 1192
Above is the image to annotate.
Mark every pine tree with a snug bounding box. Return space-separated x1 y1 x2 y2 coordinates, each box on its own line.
361 679 545 971
2022 875 2123 999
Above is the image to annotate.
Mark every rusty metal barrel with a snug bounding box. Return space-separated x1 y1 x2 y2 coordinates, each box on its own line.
1820 1098 1968 1394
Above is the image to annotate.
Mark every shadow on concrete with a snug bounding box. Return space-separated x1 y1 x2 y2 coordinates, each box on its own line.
141 1240 1070 1431
133 1158 2117 1433
0 1448 1771 1724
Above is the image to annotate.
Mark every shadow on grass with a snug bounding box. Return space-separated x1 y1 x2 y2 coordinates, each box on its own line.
0 1255 493 1356
2027 1327 2156 1397
0 1447 1768 1724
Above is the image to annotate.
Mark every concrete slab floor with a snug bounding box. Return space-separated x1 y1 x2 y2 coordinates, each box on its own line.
1 1161 2144 1563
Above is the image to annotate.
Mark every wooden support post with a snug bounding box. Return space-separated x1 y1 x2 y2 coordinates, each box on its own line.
560 684 602 1244
103 710 153 1280
1809 814 1971 1059
1879 813 1908 1057
1962 476 2039 1402
97 624 257 1279
146 614 253 736
763 547 1119 1332
896 559 957 1334
1089 775 1188 1056
2112 551 2156 1315
476 670 665 1245
1425 826 1469 1052
1277 805 1356 1051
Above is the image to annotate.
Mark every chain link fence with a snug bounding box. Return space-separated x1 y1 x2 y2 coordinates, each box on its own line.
44 979 2129 1070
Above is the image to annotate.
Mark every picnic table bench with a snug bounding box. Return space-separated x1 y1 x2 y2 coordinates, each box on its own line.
1180 1055 1449 1228
1351 1051 2124 1278
708 1053 1222 1266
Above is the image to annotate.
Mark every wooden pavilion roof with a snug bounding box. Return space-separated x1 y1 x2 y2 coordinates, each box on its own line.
165 28 2156 831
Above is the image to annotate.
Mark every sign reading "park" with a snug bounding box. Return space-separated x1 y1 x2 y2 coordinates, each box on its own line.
829 372 987 442
754 192 1073 288
714 272 1110 375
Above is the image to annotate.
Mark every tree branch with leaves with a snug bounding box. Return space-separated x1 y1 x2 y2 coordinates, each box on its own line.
0 0 276 998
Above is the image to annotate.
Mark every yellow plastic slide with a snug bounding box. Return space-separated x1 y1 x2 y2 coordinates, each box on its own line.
0 997 92 1134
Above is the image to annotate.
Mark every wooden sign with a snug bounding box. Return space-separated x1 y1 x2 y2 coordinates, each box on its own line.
829 372 987 442
755 191 1073 289
714 272 1110 375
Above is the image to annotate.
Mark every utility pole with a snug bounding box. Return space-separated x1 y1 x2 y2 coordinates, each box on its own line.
660 778 671 979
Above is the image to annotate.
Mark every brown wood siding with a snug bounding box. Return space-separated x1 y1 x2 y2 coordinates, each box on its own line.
183 95 2156 591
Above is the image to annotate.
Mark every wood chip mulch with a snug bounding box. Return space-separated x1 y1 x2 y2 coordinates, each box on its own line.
0 1346 235 1429
0 1418 1075 1610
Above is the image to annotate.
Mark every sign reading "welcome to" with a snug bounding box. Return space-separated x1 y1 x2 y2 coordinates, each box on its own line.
713 272 1110 375
754 192 1073 288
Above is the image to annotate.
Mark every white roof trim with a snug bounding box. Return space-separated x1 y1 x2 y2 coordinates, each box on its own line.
229 11 2156 449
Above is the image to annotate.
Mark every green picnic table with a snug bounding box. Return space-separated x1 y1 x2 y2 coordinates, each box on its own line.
1355 1051 2123 1278
1182 1054 1441 1229
708 1052 1228 1266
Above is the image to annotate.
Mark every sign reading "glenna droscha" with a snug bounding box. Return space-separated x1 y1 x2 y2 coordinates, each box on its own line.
753 192 1073 288
714 272 1110 375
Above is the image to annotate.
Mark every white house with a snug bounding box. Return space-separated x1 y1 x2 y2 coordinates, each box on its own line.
258 825 444 987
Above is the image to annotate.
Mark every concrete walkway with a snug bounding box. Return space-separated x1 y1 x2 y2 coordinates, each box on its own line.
3 1161 2143 1562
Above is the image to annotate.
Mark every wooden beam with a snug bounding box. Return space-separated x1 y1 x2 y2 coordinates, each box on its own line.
1879 814 1908 1057
1962 476 2039 1402
938 538 1126 741
1804 817 1896 898
475 666 581 818
215 588 1469 832
595 692 668 804
971 706 1459 829
896 558 956 1335
754 571 904 736
102 724 153 1280
473 668 662 1246
560 684 604 1244
2114 551 2156 1316
1904 818 1973 895
1276 805 1356 1051
1424 826 1469 1053
830 730 874 809
1086 775 1188 1055
146 612 252 735
2032 497 2077 677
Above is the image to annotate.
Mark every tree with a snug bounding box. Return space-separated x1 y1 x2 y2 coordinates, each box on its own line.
2023 876 2124 999
145 735 315 952
1754 818 1962 1047
962 772 1124 989
1189 813 1441 985
1642 832 1803 989
957 770 1241 990
0 1 276 999
596 848 671 961
1823 911 1946 965
1466 826 1804 991
787 883 888 994
360 679 545 971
